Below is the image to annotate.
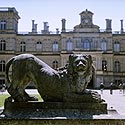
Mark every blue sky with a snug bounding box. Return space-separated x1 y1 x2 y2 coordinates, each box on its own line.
1 0 125 32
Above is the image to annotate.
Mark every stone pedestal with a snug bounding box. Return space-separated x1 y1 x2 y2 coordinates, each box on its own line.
3 101 107 119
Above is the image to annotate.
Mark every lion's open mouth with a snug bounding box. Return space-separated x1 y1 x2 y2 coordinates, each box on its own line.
76 66 85 72
76 61 86 72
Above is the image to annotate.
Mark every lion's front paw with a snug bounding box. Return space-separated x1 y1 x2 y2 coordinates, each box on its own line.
82 89 91 94
90 91 104 102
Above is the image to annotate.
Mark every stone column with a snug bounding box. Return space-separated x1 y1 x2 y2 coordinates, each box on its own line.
61 18 66 32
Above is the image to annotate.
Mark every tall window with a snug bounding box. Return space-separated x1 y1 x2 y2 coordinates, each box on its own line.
20 41 26 52
53 60 58 69
36 41 42 51
83 39 90 50
101 38 107 51
92 40 98 50
0 40 6 51
76 38 82 48
114 61 120 72
0 79 5 88
66 39 73 51
53 41 58 51
114 41 120 52
102 60 107 72
0 60 5 72
0 20 6 30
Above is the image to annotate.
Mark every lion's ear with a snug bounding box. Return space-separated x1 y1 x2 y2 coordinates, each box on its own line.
87 55 93 65
69 54 74 61
69 54 75 63
68 54 75 74
88 55 92 61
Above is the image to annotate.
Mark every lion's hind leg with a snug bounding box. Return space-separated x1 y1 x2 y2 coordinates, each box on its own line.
21 75 38 101
7 82 25 102
7 80 27 102
8 78 38 102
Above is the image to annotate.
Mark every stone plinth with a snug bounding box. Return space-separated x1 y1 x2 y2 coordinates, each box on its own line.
3 101 107 119
0 119 125 125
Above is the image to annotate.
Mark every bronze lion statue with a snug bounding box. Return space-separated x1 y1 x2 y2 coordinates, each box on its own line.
6 54 102 102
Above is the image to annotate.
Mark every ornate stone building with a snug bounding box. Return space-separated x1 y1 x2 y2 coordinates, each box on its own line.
0 7 125 88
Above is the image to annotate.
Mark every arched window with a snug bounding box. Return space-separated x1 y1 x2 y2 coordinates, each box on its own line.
36 41 42 51
53 41 58 51
0 20 6 30
83 39 90 50
20 41 26 52
0 60 5 72
101 38 107 51
0 40 6 51
114 41 120 52
66 39 73 51
53 60 58 69
114 61 120 72
102 60 107 72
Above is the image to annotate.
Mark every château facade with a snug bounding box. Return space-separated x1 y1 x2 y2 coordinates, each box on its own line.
0 7 125 88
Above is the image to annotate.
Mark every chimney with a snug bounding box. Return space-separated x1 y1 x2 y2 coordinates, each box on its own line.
34 24 37 33
47 26 49 32
41 22 50 34
43 22 48 31
61 18 66 32
120 20 124 33
106 19 112 32
32 20 35 32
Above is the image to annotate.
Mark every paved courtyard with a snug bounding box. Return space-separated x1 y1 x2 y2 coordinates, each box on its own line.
97 89 125 116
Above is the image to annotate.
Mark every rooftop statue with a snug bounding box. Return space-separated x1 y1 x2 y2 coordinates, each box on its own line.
5 54 103 103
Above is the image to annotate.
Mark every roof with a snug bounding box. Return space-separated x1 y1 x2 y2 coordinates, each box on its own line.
80 9 93 15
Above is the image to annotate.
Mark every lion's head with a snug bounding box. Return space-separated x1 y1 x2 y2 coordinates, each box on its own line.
67 54 94 93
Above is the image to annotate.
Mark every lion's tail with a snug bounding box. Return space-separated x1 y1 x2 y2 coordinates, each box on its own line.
6 57 15 84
